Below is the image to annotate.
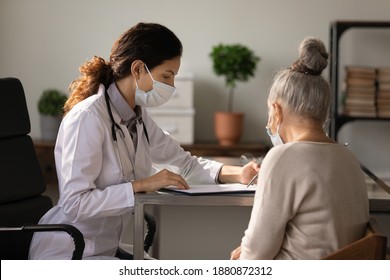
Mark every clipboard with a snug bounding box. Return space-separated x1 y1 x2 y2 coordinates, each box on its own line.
161 183 256 196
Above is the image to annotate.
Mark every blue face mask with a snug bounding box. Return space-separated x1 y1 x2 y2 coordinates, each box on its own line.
266 124 284 146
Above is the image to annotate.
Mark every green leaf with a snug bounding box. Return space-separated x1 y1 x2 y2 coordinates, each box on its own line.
210 43 260 111
38 89 68 116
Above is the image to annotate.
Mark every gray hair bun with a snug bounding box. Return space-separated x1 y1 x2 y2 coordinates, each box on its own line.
291 37 328 76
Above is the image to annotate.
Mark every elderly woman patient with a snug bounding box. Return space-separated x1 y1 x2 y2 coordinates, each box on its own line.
231 37 369 260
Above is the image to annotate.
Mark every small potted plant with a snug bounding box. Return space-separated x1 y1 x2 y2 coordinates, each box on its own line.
38 89 67 141
210 43 260 146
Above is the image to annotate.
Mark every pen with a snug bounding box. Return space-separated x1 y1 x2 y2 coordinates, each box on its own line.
246 173 259 188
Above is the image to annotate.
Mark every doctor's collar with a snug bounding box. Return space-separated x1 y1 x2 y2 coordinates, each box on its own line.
106 82 138 123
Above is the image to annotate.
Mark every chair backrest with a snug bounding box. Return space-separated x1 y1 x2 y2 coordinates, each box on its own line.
0 77 53 259
323 216 388 260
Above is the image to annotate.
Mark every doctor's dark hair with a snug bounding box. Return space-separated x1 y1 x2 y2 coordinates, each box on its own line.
268 37 330 123
63 22 183 115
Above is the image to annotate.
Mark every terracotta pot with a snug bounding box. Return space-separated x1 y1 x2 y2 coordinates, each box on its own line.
214 111 244 146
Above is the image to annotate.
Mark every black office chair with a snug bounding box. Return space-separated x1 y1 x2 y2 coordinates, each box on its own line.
0 77 156 259
0 77 84 259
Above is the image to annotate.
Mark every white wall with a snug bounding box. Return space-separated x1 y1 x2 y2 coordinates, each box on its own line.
1 0 389 144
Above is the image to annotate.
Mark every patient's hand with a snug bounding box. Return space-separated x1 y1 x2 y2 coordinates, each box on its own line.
241 161 260 185
230 245 242 260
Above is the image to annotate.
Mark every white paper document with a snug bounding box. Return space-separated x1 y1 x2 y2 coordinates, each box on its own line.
161 183 256 195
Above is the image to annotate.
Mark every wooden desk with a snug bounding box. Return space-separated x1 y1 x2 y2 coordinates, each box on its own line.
181 142 268 157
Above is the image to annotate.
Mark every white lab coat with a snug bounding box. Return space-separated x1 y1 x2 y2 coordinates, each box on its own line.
29 84 223 259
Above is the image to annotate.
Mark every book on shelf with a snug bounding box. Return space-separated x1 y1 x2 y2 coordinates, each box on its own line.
377 90 390 99
378 112 390 118
345 77 376 88
345 86 376 96
377 76 390 83
377 98 390 107
377 67 390 82
378 83 390 91
343 94 376 117
377 88 390 117
377 106 390 118
344 106 377 117
377 67 390 73
345 66 376 78
377 96 390 118
376 68 390 98
345 97 375 109
342 85 376 118
345 65 376 81
342 65 390 118
343 66 377 116
344 92 375 100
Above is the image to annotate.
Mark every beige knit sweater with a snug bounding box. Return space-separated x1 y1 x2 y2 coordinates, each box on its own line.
240 141 369 260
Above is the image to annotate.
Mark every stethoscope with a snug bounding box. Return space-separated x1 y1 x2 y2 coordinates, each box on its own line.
104 89 149 182
104 89 149 143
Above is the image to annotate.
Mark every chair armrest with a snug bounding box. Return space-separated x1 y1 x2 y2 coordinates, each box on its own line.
1 224 85 259
143 212 156 253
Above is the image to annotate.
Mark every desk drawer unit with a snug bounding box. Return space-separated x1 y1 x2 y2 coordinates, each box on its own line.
147 108 195 144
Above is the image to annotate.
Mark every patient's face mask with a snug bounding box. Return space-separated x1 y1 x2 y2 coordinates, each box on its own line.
266 124 284 147
135 65 176 107
266 108 284 147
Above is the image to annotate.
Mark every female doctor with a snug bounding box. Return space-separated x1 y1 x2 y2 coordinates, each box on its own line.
29 22 259 259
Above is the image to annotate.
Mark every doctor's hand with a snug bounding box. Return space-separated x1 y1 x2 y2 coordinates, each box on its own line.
132 169 190 193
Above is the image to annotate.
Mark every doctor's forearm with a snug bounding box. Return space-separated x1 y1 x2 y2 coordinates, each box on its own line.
217 165 243 183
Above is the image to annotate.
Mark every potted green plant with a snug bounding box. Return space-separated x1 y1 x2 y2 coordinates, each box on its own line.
38 89 67 141
210 43 260 146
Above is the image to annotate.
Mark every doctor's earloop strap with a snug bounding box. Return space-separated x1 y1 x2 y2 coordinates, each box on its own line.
104 90 124 142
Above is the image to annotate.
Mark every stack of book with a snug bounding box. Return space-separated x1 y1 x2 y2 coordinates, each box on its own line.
343 66 377 117
377 67 390 118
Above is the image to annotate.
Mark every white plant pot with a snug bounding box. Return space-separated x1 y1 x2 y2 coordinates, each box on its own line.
40 115 61 141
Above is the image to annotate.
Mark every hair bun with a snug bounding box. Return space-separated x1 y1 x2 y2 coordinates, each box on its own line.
291 37 328 76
